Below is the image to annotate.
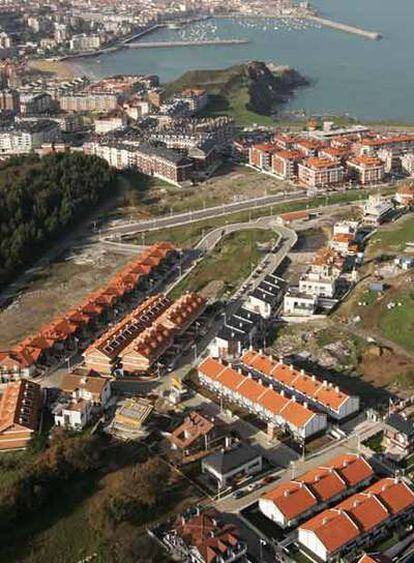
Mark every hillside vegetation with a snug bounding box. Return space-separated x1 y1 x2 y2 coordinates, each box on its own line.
0 152 116 287
165 61 309 125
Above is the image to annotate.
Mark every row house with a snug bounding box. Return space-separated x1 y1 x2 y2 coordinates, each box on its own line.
347 155 386 185
259 453 374 528
120 323 174 373
0 243 177 378
298 157 344 189
209 307 263 360
240 350 360 421
83 294 172 374
0 379 42 450
298 478 414 562
198 357 327 441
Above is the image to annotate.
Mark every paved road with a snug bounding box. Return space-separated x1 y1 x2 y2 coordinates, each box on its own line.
102 190 308 236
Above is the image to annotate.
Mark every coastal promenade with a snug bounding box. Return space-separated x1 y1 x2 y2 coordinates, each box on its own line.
307 15 381 40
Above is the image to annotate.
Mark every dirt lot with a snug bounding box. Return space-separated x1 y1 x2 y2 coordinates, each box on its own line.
0 245 130 348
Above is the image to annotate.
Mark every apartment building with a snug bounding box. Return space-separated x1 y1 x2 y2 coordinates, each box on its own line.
240 350 360 421
94 111 127 134
298 157 344 188
0 379 42 450
362 195 394 225
198 358 327 441
178 88 208 113
0 88 19 111
298 478 414 562
59 92 119 112
294 138 324 157
0 121 60 155
272 150 302 179
19 92 54 115
249 143 276 170
347 155 385 185
395 183 414 207
259 453 374 528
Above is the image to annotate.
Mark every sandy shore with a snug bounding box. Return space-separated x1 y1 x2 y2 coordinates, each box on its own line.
28 58 78 79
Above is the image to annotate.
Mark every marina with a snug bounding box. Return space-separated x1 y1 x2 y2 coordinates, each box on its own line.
73 0 414 122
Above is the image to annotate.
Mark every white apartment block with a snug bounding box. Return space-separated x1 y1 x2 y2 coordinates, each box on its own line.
298 158 344 188
299 272 336 298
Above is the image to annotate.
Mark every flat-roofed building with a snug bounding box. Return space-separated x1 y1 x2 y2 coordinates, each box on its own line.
240 350 360 421
259 453 374 528
362 195 394 225
0 379 42 450
298 478 414 562
198 358 327 441
299 272 337 299
347 155 385 185
298 158 344 188
283 289 318 317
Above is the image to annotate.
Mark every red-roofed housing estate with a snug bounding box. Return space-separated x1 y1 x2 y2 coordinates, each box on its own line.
240 350 360 421
0 379 42 450
259 453 374 528
298 478 414 562
197 357 327 441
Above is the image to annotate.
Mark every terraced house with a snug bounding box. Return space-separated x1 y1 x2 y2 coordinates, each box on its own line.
259 453 374 528
198 357 327 441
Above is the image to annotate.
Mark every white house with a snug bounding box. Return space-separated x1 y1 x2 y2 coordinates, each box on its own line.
283 290 318 317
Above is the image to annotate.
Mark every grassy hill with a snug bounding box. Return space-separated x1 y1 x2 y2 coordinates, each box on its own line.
164 61 309 126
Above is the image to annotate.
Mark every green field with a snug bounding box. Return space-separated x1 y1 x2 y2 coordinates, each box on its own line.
170 229 274 299
378 289 414 353
368 212 414 257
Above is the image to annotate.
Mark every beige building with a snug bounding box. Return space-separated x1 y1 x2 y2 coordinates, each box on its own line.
298 157 344 188
347 155 385 185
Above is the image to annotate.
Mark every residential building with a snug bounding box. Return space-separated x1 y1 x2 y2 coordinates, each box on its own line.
172 507 247 563
329 233 358 255
362 195 394 225
347 155 385 185
0 379 42 450
294 138 324 157
69 33 102 51
272 150 302 179
244 274 284 319
298 157 344 188
201 442 262 488
311 248 345 279
198 358 327 440
94 111 127 134
169 411 216 455
178 88 208 113
358 553 392 563
400 153 414 176
83 294 172 373
19 92 55 115
59 92 119 112
53 398 93 430
298 272 337 298
0 88 19 111
395 183 414 207
249 143 276 170
0 121 60 155
283 289 318 317
383 412 414 458
298 478 414 562
60 372 112 406
241 350 360 421
208 307 263 359
259 453 374 528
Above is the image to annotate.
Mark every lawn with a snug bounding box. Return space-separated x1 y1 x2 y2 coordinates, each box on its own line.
378 289 414 353
170 229 274 299
367 212 414 258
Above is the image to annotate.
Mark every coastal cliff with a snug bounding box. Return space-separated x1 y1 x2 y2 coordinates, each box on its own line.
165 61 309 123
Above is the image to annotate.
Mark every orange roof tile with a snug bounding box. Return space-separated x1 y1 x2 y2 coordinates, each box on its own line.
263 481 317 520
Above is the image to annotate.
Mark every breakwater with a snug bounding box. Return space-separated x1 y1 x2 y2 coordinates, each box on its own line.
307 15 381 40
125 39 249 48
